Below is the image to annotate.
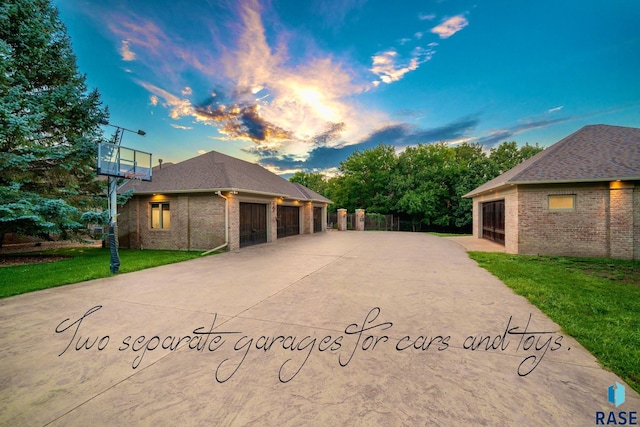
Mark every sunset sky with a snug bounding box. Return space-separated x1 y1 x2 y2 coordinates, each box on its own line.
56 0 640 175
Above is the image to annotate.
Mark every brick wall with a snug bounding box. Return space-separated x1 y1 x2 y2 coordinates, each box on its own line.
517 183 610 257
471 187 518 253
119 193 226 250
609 182 634 259
635 186 640 260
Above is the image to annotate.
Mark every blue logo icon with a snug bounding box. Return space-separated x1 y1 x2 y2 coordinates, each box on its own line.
608 382 625 407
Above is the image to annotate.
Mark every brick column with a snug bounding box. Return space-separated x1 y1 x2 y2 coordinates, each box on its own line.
337 208 347 231
355 209 365 231
609 181 634 259
303 202 313 234
269 200 278 242
228 195 240 250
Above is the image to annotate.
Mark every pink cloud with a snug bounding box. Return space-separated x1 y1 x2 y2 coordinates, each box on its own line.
431 15 469 39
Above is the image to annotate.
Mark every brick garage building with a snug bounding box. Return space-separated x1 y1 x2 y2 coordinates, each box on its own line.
464 124 640 259
117 151 331 251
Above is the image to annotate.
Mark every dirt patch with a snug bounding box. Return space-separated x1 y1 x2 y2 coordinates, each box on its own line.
0 240 101 255
0 254 72 267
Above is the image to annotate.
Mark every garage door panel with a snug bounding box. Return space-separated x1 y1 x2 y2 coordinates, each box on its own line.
482 200 505 245
313 207 322 232
240 203 267 247
277 206 299 238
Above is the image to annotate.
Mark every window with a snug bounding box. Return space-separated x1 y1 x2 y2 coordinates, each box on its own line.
548 195 575 211
151 203 170 229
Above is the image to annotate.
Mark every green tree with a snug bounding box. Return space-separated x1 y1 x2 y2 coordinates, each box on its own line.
489 141 543 175
289 171 328 196
391 143 461 230
0 0 107 247
330 144 397 213
451 142 493 228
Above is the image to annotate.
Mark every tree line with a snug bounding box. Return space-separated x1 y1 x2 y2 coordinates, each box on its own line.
290 141 543 232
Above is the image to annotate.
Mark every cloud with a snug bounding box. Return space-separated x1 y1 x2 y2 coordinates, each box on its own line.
170 124 193 130
477 117 570 147
195 103 294 141
136 80 194 119
109 0 391 164
419 13 436 21
149 95 158 106
431 15 469 39
548 106 563 113
370 46 435 84
119 40 136 61
311 0 367 28
256 116 479 171
107 13 216 81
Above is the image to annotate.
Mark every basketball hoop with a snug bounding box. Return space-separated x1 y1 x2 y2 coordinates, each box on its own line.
124 171 148 180
123 171 148 189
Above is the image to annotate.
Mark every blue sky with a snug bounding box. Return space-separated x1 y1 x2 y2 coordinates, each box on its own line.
56 0 640 175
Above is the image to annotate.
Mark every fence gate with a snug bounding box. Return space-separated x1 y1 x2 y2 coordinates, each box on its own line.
364 214 399 231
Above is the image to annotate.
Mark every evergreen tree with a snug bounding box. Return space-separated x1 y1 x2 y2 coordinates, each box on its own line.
0 0 107 247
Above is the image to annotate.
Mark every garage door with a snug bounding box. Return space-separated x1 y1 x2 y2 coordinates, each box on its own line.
313 207 322 232
277 206 299 238
240 203 267 247
482 200 505 245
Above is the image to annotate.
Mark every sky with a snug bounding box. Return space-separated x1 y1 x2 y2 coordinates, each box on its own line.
56 0 640 176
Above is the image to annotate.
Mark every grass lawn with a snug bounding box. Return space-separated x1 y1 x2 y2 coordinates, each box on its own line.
468 252 640 393
0 247 212 298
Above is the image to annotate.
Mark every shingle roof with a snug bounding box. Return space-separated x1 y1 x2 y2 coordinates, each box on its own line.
464 124 640 198
120 150 332 203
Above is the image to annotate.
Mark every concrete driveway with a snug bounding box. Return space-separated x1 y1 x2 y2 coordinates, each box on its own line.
1 231 638 426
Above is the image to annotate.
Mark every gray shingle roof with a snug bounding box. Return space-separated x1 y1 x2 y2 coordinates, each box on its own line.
120 150 332 203
464 124 640 198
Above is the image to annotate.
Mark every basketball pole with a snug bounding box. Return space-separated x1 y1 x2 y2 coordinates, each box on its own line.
101 122 146 274
108 175 120 273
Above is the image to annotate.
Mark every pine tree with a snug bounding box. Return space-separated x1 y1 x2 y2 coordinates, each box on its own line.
0 0 107 247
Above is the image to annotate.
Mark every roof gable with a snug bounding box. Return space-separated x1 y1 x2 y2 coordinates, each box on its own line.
120 150 332 203
465 124 640 198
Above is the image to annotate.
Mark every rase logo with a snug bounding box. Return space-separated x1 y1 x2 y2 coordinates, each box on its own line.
610 382 626 408
596 382 637 425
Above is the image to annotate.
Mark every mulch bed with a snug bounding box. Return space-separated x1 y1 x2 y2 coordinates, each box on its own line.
0 254 72 267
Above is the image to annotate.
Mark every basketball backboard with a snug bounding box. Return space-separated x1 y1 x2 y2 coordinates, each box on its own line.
97 142 152 181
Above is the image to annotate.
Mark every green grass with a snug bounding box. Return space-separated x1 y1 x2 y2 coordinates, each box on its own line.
0 247 213 298
468 252 640 393
428 232 473 237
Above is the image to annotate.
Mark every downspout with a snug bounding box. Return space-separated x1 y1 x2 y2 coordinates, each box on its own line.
202 191 228 255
